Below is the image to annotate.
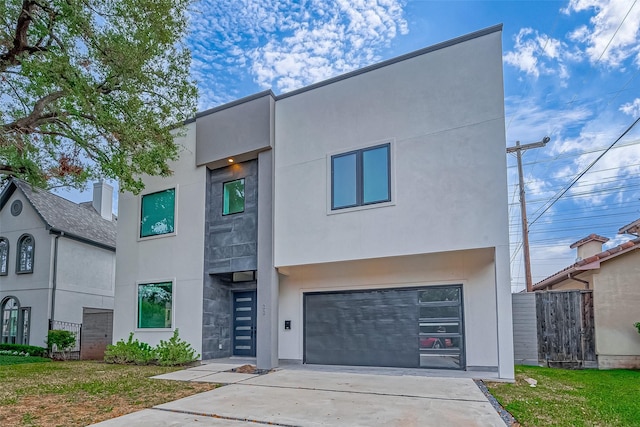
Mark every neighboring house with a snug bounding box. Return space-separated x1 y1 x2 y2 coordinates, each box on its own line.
113 25 514 379
533 225 640 369
0 179 116 351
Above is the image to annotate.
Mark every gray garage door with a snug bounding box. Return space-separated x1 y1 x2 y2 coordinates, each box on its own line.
304 286 464 369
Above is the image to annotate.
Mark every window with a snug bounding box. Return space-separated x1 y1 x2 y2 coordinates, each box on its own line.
1 297 19 344
223 179 245 215
16 234 34 273
140 188 175 238
0 238 8 275
331 143 390 210
20 307 30 345
137 282 173 329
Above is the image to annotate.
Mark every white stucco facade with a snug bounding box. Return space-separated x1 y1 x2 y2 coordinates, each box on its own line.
112 25 513 379
113 122 207 352
273 27 512 377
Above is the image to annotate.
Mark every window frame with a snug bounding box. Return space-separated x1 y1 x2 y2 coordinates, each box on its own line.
135 279 175 331
329 142 393 212
0 237 8 276
138 187 178 240
15 234 34 274
1 296 20 344
222 178 246 216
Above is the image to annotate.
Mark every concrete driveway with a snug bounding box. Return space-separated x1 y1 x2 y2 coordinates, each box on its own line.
90 364 506 426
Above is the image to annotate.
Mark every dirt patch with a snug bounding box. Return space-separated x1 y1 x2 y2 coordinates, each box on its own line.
232 364 257 374
230 364 272 375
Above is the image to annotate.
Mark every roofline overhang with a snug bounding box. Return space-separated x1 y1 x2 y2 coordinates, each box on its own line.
184 24 504 124
533 240 640 291
48 228 116 252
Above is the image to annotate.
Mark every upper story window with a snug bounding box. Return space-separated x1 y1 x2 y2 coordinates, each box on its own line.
0 238 8 276
140 188 175 238
16 234 34 274
331 143 391 210
223 179 245 215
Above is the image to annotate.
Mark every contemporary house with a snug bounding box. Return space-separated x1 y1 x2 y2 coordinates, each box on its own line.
0 179 116 353
113 25 514 379
533 224 640 369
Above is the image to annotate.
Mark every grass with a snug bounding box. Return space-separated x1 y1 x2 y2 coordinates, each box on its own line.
0 360 217 426
486 365 640 427
0 356 51 366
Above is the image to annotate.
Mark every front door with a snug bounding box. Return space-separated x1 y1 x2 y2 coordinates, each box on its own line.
233 291 256 357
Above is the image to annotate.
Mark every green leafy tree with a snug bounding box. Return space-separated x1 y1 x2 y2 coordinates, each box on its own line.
0 0 197 193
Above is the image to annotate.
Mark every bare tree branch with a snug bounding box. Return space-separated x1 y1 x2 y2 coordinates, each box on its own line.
2 90 65 132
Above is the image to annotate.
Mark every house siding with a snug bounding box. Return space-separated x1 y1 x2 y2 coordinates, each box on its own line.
592 252 640 367
273 30 508 267
113 122 207 352
0 190 53 347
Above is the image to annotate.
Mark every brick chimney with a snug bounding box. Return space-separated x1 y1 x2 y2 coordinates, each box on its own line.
92 181 113 221
570 234 609 261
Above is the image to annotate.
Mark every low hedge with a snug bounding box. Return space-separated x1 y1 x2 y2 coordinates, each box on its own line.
0 343 48 357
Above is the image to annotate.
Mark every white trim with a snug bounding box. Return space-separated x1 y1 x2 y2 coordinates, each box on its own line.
134 277 176 332
325 138 397 215
136 185 179 242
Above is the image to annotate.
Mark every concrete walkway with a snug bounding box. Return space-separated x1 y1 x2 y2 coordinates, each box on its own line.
90 362 506 426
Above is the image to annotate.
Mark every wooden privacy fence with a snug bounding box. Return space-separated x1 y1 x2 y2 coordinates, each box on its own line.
536 290 596 368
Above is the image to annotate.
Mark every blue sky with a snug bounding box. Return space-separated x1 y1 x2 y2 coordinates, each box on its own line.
58 0 640 292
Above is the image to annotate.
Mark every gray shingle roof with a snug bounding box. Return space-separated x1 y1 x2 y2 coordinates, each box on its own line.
2 179 116 249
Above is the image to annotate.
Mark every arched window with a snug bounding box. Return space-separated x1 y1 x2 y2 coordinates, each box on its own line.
16 234 34 274
0 237 8 275
1 297 19 344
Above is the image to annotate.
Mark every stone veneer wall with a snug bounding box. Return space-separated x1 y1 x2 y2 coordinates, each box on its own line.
202 160 258 359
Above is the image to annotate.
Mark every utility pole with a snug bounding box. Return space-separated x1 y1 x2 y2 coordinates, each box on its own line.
507 136 550 292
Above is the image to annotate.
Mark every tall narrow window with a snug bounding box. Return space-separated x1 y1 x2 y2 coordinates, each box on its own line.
16 234 34 273
137 282 173 329
21 307 30 345
140 188 175 238
1 297 19 344
331 143 390 210
0 238 8 275
223 179 245 215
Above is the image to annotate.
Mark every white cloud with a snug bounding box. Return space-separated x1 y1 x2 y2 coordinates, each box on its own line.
503 28 575 79
620 98 640 116
249 0 409 92
188 0 408 108
564 0 640 67
603 233 632 249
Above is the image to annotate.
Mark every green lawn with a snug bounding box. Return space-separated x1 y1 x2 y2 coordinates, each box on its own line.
487 365 640 427
0 360 217 426
0 355 51 366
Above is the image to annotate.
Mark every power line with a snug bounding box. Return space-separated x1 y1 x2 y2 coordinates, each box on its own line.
528 116 640 227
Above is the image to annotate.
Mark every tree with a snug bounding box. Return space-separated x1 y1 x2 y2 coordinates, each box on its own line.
0 0 197 193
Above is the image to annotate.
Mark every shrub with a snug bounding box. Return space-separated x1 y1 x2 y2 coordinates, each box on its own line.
635 322 640 334
156 329 199 366
47 330 77 359
0 344 48 357
104 333 157 365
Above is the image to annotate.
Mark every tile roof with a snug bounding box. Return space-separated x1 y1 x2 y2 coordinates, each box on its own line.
619 218 640 236
533 236 640 291
1 179 116 249
569 233 609 248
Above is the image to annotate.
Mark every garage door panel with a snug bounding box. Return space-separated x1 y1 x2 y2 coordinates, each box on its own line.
304 289 419 368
